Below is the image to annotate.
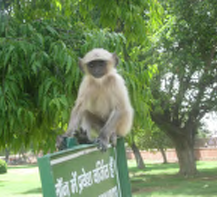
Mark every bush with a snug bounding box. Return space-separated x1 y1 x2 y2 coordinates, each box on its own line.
0 159 7 174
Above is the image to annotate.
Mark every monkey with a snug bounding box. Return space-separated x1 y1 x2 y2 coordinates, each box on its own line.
65 48 134 151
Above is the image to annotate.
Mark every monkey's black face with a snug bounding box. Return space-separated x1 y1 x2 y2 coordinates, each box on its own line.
87 60 107 78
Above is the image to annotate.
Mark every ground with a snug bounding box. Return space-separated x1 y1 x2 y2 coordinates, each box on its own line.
0 165 42 197
1 161 217 196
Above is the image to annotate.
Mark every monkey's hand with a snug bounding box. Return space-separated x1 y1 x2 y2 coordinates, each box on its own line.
97 133 117 152
96 133 109 152
110 132 117 147
74 128 93 144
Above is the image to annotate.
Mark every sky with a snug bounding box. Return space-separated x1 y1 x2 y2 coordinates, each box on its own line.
202 112 217 133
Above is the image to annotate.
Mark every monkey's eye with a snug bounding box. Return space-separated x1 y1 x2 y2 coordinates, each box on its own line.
98 61 105 67
88 62 94 68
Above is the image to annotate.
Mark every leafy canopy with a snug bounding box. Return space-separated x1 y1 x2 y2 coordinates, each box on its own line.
0 0 163 151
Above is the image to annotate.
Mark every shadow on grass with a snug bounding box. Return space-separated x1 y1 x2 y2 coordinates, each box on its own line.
8 164 38 170
130 162 217 196
132 176 217 196
129 162 179 174
20 187 42 194
0 182 7 187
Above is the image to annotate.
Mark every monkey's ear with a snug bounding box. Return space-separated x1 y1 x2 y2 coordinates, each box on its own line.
112 53 119 67
78 58 84 73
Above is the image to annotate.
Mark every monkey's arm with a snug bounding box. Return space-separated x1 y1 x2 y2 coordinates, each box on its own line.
66 79 88 136
65 101 83 137
97 108 121 151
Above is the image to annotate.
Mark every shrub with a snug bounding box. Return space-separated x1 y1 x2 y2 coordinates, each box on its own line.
0 159 7 174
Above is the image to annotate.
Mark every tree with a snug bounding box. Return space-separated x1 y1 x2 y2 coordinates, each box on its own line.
0 0 162 152
0 0 128 151
127 131 146 169
136 126 173 164
150 0 217 176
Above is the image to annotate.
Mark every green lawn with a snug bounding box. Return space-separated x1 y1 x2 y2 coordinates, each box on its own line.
130 161 217 197
0 165 42 197
0 161 217 196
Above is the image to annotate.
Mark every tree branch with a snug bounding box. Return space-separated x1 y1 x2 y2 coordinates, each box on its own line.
205 43 216 69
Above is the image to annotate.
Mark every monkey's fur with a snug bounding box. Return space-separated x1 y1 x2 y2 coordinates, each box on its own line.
66 48 134 151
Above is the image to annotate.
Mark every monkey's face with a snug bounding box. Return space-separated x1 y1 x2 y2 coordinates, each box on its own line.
87 60 107 78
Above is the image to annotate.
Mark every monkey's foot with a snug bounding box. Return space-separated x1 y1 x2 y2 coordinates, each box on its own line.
56 135 68 151
74 128 93 144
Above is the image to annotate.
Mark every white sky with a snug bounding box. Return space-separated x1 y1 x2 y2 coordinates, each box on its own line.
202 112 217 133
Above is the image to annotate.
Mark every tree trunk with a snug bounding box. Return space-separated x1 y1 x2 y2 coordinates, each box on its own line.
174 136 197 176
159 147 168 164
5 148 10 163
151 113 198 176
131 142 145 169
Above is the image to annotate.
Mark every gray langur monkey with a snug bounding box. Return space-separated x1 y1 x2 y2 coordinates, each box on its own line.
65 48 134 151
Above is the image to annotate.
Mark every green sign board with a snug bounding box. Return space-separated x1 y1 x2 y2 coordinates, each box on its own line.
38 138 132 197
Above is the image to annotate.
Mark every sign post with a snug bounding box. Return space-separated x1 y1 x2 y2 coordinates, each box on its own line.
38 138 132 197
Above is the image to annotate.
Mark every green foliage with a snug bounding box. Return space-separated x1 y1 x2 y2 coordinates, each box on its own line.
0 13 84 150
0 0 164 151
79 0 164 44
135 126 173 150
151 0 217 130
81 29 126 53
0 159 7 174
80 0 147 43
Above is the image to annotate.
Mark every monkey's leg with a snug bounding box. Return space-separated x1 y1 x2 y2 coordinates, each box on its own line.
97 109 120 152
56 135 68 151
74 128 93 144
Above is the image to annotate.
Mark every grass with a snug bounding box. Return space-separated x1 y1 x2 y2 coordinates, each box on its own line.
0 161 217 196
129 161 217 197
0 165 42 197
